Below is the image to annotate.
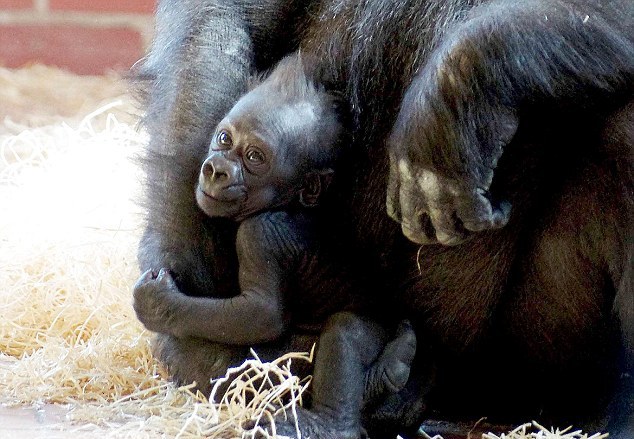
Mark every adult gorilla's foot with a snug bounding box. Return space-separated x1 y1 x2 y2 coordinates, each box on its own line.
245 407 362 439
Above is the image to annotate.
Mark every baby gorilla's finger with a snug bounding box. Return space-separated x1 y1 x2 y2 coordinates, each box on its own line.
156 268 178 288
136 268 158 284
156 268 170 280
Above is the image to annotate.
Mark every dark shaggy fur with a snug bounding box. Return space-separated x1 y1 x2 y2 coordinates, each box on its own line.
133 0 634 437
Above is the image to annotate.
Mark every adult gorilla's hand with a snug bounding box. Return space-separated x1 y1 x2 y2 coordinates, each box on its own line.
386 150 513 246
386 0 633 245
386 4 520 246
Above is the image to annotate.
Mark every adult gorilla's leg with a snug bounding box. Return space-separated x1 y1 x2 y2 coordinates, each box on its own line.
135 0 307 392
137 0 254 298
499 104 633 438
387 0 634 245
601 101 634 439
136 0 254 394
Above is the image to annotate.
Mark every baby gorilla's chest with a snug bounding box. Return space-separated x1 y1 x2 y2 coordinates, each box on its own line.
286 252 365 333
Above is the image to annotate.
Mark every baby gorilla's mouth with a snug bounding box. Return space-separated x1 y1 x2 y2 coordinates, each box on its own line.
198 185 245 203
195 185 246 219
199 189 229 202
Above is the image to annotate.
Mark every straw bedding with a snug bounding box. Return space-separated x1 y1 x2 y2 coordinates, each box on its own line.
0 65 312 438
0 65 606 439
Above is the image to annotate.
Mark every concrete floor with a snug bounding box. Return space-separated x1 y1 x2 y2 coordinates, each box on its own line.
0 404 81 439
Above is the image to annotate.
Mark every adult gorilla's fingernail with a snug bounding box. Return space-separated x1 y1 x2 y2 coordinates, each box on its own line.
462 219 490 232
401 222 432 245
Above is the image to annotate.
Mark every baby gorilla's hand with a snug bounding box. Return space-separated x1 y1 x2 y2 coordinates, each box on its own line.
133 268 183 335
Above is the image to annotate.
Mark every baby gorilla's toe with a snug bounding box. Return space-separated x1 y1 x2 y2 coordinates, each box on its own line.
364 320 416 403
382 320 416 391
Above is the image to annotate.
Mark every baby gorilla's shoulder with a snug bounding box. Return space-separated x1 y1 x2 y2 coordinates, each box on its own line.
241 210 298 233
237 210 316 257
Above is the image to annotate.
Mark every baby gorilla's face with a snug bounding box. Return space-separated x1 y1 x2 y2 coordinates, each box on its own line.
196 88 322 221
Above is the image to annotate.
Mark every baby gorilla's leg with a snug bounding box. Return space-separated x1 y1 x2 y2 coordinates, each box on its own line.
363 320 416 405
248 312 416 439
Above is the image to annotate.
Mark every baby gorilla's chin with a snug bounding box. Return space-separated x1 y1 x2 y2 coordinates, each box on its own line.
195 186 245 219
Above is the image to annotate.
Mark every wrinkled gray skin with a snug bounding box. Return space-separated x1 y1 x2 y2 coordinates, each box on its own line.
134 0 634 438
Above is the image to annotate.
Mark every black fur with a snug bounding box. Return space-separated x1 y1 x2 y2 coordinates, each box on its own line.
134 0 634 437
134 50 417 437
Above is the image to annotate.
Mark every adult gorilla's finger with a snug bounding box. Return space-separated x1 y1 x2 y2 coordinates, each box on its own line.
459 190 511 233
385 156 432 244
427 206 466 246
386 151 403 223
398 176 434 244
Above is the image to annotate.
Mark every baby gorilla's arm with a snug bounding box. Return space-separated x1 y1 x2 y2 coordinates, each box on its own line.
133 214 298 345
133 267 286 344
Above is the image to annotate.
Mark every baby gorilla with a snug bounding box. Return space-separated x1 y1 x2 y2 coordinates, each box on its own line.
134 54 416 438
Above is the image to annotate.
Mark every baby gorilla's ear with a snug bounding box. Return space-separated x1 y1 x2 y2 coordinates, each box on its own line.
299 169 334 207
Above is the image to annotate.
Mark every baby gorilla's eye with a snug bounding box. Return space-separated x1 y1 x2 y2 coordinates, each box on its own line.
245 148 265 164
217 130 232 147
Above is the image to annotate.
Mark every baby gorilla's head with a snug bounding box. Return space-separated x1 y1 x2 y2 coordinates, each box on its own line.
196 54 344 221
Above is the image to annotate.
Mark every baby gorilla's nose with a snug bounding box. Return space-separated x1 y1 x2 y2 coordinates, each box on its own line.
201 156 229 182
199 154 243 199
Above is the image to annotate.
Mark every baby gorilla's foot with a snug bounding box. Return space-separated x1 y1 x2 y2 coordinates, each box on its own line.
245 406 362 439
364 320 416 404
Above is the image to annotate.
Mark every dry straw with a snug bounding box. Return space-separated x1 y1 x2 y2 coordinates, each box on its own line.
481 421 609 439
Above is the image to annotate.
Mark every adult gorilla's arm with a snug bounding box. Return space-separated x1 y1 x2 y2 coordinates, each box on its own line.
136 0 307 300
136 0 253 299
387 0 634 246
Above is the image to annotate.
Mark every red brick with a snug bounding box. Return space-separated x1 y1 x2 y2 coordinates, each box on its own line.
0 24 144 75
0 0 33 9
49 0 155 14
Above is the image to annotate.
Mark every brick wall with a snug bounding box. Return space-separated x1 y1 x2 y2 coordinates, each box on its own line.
0 0 155 75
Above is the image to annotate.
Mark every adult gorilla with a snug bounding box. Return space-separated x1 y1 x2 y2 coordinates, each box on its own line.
135 0 634 437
